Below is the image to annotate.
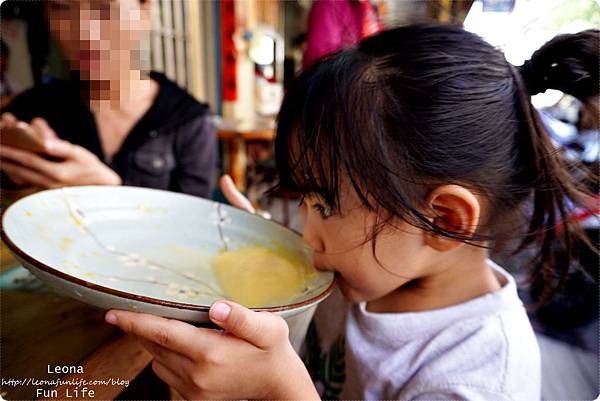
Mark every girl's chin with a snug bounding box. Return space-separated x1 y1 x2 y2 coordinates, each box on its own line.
336 280 370 303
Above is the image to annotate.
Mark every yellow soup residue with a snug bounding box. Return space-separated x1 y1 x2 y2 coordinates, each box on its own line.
212 245 311 307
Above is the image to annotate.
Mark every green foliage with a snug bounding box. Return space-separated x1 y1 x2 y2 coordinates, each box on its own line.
544 0 600 31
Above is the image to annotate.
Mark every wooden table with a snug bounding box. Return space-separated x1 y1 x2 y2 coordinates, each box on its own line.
1 187 153 399
217 118 276 192
0 252 153 400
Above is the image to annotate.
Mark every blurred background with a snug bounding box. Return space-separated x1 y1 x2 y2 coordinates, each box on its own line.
1 0 598 113
1 0 597 200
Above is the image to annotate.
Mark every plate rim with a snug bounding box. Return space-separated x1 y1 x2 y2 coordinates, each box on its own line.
0 186 336 313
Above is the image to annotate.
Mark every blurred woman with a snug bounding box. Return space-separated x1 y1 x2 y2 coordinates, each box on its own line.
0 0 217 198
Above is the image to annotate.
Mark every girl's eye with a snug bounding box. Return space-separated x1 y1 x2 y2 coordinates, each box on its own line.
313 203 333 219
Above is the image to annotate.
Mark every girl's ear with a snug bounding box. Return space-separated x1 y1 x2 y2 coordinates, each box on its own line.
423 185 481 252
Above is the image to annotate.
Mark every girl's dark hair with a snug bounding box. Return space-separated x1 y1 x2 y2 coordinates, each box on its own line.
275 25 599 300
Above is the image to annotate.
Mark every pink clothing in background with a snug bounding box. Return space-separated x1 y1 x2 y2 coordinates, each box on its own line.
303 0 381 69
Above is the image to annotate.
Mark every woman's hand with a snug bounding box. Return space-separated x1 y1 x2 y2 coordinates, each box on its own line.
0 116 122 188
105 302 320 400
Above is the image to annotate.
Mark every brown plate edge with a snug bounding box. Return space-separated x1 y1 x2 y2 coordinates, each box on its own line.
0 190 336 315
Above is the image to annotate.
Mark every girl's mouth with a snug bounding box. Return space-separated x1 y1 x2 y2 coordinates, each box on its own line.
313 263 334 273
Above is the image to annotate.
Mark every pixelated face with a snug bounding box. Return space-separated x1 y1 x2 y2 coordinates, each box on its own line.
46 0 151 80
1 55 7 76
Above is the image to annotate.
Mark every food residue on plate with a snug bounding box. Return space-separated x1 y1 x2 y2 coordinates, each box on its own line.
212 245 315 308
59 237 74 252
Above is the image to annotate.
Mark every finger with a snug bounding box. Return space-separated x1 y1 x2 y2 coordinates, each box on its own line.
138 338 195 370
0 159 27 186
105 310 213 357
168 386 187 401
2 170 27 186
1 112 17 126
152 361 198 401
42 138 76 159
31 118 58 140
0 159 57 188
220 175 255 213
209 301 289 349
0 144 63 179
150 360 186 393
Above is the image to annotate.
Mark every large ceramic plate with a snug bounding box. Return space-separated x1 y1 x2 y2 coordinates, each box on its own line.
1 186 335 324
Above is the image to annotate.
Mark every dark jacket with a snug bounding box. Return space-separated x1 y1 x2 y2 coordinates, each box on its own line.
3 72 217 198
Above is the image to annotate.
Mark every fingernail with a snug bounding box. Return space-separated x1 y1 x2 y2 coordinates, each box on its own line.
210 302 231 322
105 312 118 325
44 140 54 150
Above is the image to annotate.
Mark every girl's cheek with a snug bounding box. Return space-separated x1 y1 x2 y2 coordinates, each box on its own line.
301 215 327 253
299 201 308 220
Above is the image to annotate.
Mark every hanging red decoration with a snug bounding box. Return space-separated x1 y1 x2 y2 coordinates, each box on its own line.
220 0 237 101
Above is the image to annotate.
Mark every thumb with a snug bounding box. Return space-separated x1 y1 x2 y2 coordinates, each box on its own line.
219 175 255 213
209 300 289 349
31 118 59 140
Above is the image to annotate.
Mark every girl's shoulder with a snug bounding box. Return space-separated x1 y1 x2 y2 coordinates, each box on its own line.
388 263 540 400
315 262 540 400
396 305 540 401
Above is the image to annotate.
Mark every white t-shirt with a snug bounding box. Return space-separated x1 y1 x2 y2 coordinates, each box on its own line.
303 261 541 400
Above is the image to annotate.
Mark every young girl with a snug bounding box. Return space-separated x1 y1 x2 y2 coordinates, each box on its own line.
105 25 598 400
